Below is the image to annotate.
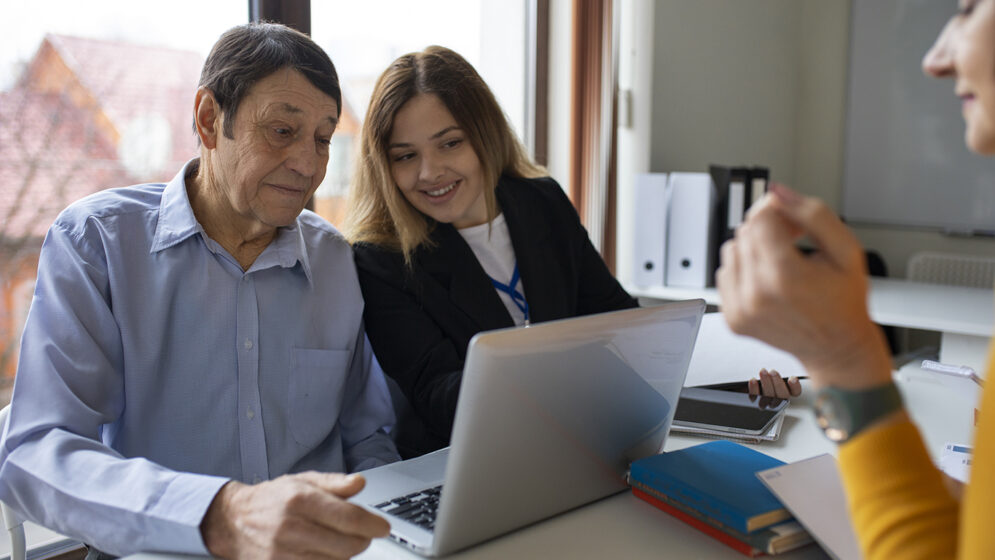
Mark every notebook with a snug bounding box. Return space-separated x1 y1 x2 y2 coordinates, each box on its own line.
350 300 706 556
629 440 791 534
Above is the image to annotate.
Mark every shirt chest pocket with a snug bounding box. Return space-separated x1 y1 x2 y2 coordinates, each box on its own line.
289 348 351 448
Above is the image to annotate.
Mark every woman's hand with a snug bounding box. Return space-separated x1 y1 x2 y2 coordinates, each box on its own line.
748 368 802 398
716 185 892 390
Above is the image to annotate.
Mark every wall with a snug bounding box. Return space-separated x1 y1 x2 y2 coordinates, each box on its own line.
618 0 995 282
616 0 656 283
649 1 802 188
793 1 849 209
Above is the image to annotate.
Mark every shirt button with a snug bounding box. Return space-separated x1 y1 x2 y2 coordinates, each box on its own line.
244 339 253 350
253 475 262 484
246 406 255 419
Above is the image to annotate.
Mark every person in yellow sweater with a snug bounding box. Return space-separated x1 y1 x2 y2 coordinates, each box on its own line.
716 2 994 558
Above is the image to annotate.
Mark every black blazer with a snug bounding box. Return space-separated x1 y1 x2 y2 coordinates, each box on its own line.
354 175 637 457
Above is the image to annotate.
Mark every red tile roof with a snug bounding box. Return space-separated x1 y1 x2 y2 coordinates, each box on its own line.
0 89 131 238
1 35 204 240
42 34 203 169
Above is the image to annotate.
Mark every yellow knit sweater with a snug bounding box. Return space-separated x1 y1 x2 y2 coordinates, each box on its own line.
839 343 995 559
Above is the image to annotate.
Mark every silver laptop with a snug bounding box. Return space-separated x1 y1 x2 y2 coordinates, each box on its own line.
351 300 706 556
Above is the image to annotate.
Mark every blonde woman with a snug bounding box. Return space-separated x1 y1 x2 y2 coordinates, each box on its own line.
347 46 795 458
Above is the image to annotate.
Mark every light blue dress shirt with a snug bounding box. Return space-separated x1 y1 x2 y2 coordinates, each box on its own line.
0 160 399 556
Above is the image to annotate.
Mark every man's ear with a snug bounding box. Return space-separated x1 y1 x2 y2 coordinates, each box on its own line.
194 87 221 149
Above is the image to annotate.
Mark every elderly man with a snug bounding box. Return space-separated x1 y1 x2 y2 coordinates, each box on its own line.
0 23 397 559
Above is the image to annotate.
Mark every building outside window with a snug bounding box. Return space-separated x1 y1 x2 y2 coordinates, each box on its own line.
0 0 245 401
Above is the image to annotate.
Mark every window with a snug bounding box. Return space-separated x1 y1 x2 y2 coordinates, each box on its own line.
0 0 246 401
310 0 529 226
0 0 536 402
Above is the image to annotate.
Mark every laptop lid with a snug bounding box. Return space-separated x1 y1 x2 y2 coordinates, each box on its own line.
432 299 705 555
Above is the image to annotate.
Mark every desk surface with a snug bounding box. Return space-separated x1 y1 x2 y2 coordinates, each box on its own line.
867 278 994 336
628 277 995 337
124 365 975 560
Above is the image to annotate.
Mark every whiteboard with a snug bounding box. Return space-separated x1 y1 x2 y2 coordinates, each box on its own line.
842 0 995 235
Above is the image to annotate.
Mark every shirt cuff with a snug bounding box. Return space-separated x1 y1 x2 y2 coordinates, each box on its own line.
144 473 231 555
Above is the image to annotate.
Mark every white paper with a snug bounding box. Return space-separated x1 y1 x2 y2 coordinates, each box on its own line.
685 313 807 386
756 454 862 560
939 442 973 484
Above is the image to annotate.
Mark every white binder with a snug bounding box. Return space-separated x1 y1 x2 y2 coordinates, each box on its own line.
630 173 669 287
664 172 716 288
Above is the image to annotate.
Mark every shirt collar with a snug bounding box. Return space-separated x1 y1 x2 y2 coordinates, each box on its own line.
151 158 314 286
255 217 314 285
151 159 204 253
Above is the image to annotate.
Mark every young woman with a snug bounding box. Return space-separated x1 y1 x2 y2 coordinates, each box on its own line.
346 46 797 458
717 2 995 557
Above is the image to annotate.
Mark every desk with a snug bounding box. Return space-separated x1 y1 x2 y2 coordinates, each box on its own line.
628 277 995 373
122 365 974 560
868 278 993 373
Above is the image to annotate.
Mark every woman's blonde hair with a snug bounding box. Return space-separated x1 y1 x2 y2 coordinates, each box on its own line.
344 46 546 264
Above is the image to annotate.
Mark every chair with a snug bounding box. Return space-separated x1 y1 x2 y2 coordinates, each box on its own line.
0 405 25 560
0 405 86 560
907 251 995 289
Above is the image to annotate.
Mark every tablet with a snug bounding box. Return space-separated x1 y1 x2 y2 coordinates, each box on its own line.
670 410 785 443
673 387 788 436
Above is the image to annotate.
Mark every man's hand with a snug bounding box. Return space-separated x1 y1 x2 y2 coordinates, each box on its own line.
201 472 390 559
716 184 893 390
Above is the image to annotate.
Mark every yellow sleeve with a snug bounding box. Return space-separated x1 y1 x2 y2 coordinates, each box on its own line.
839 418 958 559
960 343 995 558
839 340 995 559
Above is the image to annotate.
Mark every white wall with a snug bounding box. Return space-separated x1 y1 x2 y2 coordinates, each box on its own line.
616 0 656 284
793 1 850 208
649 1 801 187
614 0 995 281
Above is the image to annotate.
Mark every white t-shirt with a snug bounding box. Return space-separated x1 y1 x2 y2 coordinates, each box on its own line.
457 213 528 326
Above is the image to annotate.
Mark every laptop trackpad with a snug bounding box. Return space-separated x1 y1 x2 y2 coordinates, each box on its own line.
354 448 449 504
387 447 448 481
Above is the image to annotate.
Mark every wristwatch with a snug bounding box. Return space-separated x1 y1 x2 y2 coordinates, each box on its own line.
813 382 903 442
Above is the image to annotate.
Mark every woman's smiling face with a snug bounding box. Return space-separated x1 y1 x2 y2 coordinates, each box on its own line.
923 0 995 154
387 93 489 229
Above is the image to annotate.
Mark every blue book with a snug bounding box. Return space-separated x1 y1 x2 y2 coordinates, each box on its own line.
629 440 790 533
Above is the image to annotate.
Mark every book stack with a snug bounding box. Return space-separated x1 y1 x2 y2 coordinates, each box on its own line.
629 440 813 557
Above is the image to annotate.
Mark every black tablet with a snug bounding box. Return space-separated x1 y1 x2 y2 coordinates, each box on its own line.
673 387 788 436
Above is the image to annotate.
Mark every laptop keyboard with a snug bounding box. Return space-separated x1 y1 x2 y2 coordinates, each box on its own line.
374 485 443 531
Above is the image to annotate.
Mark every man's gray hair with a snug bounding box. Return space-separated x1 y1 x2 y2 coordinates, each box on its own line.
197 22 341 139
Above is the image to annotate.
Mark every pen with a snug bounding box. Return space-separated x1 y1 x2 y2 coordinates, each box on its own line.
921 360 985 387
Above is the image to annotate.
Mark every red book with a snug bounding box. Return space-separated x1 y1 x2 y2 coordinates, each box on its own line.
633 487 766 557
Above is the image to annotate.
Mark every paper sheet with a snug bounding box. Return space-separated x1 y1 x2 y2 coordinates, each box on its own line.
756 454 861 560
685 313 807 386
940 442 973 483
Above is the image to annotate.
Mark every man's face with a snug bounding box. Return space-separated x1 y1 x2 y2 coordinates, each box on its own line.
211 68 338 231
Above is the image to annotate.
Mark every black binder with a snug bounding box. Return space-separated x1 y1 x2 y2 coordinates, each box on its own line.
708 164 770 285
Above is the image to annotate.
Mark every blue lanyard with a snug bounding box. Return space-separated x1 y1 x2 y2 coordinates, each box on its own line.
489 263 530 324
